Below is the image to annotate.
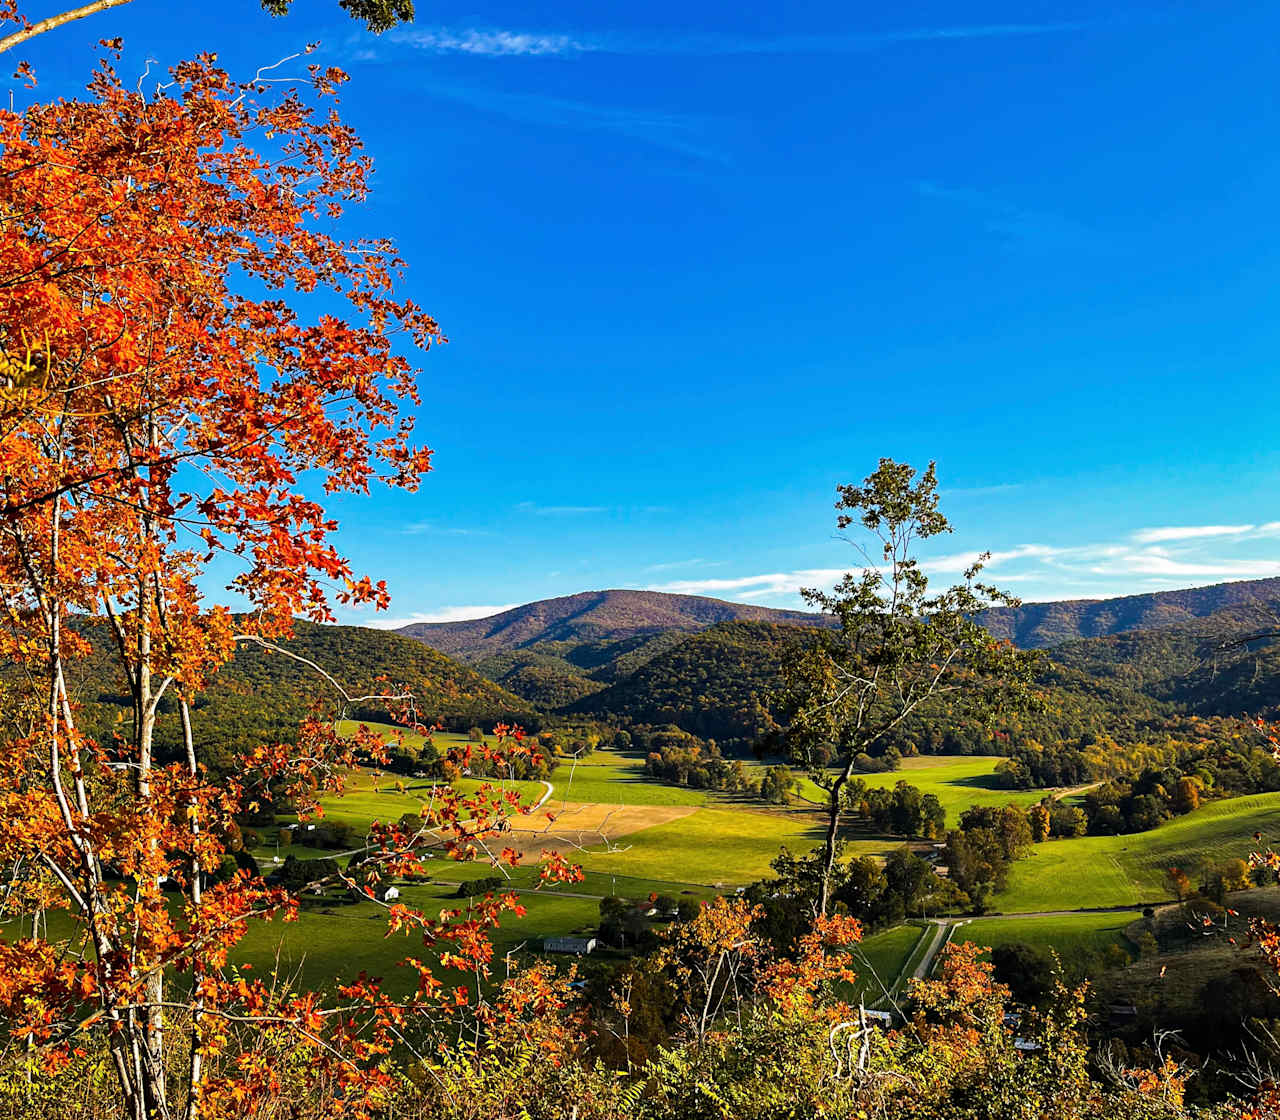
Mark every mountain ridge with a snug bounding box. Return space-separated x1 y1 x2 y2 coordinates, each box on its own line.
980 576 1280 648
397 578 1280 662
396 589 829 662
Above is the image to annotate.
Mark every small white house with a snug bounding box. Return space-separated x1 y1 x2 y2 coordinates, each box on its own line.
376 885 401 903
543 936 599 955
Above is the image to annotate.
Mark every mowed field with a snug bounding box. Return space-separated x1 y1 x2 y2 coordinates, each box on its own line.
786 755 1086 823
959 911 1140 958
229 884 604 1000
998 792 1280 912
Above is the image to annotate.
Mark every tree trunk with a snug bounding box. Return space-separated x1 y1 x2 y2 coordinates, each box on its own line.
818 767 851 916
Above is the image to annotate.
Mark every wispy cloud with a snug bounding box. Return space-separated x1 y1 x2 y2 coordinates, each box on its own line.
648 568 848 600
1132 523 1261 544
405 80 725 162
916 181 1110 254
647 545 1059 600
398 521 490 537
516 501 610 516
391 29 583 57
385 21 1092 59
366 604 519 629
515 501 671 516
644 557 718 572
646 524 1280 608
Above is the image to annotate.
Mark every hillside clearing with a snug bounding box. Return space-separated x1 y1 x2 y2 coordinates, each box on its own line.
999 793 1280 912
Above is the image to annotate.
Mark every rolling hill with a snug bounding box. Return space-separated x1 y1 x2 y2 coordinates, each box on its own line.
396 589 827 662
60 621 536 775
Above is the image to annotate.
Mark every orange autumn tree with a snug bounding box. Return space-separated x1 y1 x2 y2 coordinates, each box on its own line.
0 44 574 1120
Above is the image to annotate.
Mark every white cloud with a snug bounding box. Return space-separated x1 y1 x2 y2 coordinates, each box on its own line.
383 21 1092 59
649 546 1056 600
390 28 582 56
643 525 1280 610
1088 555 1280 579
921 544 1059 574
648 568 849 599
399 521 488 536
644 557 715 572
516 501 609 516
1131 524 1255 544
365 604 519 629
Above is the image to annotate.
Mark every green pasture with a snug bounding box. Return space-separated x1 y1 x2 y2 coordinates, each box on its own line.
229 885 602 1000
782 755 1084 824
849 923 928 1004
548 750 707 807
333 722 706 807
287 765 543 834
998 792 1280 912
959 911 1140 959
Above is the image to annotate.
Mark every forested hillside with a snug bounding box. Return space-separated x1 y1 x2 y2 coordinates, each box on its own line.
59 621 536 775
564 620 808 747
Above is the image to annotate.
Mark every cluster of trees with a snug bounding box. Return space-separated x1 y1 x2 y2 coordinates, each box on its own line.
597 894 701 949
1077 769 1211 835
636 725 798 802
941 805 1035 909
642 738 754 793
994 743 1094 788
747 845 966 950
992 732 1280 806
850 779 947 838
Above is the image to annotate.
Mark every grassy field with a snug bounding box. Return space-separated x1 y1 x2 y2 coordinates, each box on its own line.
785 755 1084 824
294 765 545 833
960 911 1141 959
262 738 1280 997
549 752 709 808
847 923 927 1004
334 723 708 808
229 884 603 1000
998 792 1280 912
575 805 824 886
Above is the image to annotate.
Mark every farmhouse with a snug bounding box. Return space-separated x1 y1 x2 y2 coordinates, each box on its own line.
543 936 599 955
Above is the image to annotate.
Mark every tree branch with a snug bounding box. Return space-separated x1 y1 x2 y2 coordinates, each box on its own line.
0 0 136 56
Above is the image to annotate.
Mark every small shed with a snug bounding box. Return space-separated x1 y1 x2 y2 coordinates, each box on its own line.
376 885 401 903
543 936 599 955
1107 1004 1138 1028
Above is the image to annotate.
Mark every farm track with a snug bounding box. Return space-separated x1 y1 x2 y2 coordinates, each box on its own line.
904 901 1164 983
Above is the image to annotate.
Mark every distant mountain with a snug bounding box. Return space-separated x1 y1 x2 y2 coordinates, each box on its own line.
392 580 1280 741
981 577 1280 649
398 590 828 662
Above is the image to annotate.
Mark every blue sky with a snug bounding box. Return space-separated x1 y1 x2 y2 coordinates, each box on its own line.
19 1 1280 625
